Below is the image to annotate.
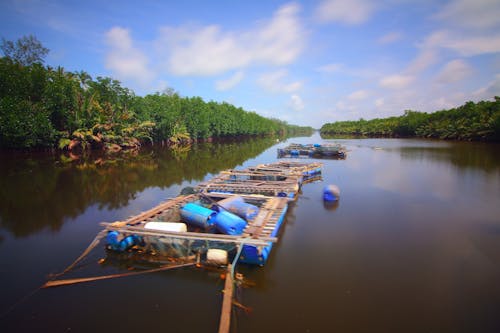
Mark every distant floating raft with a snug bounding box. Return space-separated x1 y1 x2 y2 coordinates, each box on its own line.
248 161 323 182
196 178 301 200
196 161 323 199
278 143 346 159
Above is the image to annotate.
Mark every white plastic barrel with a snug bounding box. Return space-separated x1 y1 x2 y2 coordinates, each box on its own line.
144 222 187 232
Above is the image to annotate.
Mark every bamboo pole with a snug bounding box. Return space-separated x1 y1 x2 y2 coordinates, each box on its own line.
49 230 107 279
218 264 234 333
101 223 277 246
43 262 195 288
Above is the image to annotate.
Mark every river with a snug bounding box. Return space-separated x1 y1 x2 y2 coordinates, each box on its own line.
1 133 499 332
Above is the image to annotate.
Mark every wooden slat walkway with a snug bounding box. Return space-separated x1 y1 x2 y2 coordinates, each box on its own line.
249 161 323 176
196 180 299 199
242 197 286 239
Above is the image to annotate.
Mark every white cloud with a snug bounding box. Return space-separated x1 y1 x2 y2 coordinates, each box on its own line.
378 31 403 44
407 48 438 74
417 29 500 60
215 71 245 91
158 25 250 76
375 98 384 107
289 94 305 111
316 63 343 73
379 74 414 89
473 74 500 99
257 69 302 93
435 59 473 84
444 35 500 56
157 2 304 76
315 0 377 25
435 0 500 30
347 90 370 100
104 27 154 86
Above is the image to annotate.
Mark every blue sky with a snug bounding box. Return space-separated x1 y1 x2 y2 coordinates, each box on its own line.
1 0 499 128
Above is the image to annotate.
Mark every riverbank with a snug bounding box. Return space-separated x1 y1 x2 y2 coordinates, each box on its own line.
321 97 500 142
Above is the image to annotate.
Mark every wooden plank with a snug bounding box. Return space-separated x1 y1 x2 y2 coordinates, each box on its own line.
218 264 233 333
246 197 282 238
101 223 277 246
111 194 195 227
43 262 195 288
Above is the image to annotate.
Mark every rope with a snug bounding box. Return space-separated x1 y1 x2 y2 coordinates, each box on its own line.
1 230 107 318
231 243 244 279
0 286 42 319
48 230 107 280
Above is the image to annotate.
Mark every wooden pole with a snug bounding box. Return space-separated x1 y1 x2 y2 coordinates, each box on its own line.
218 264 234 333
43 262 195 288
49 230 107 279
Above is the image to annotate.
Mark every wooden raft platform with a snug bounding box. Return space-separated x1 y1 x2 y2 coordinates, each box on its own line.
249 161 323 175
217 169 302 183
277 143 346 158
101 193 288 248
195 179 300 200
241 194 288 239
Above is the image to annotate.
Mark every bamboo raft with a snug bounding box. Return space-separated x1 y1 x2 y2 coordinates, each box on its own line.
277 143 346 159
101 192 289 265
195 179 301 200
248 161 323 180
195 162 323 200
43 161 323 333
195 168 307 201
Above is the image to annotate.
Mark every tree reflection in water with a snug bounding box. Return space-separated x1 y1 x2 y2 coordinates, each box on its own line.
0 137 276 237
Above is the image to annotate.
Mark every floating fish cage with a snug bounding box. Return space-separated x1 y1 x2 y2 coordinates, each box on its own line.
195 168 303 200
101 193 289 266
248 161 323 182
278 143 346 159
98 161 323 267
195 179 301 200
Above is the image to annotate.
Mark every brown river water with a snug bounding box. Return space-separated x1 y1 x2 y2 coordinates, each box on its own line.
1 133 499 332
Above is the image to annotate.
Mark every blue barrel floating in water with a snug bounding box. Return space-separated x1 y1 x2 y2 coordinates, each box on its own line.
214 196 259 221
323 184 340 202
180 203 216 229
212 210 247 235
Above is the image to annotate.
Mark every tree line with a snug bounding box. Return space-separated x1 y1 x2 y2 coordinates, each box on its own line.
320 98 500 141
0 35 313 151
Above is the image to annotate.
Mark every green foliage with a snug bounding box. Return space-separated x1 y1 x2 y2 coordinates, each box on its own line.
0 36 312 150
0 97 55 148
320 98 500 142
1 35 49 66
169 121 191 145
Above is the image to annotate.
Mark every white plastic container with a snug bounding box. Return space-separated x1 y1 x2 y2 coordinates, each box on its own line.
206 249 228 265
144 222 187 232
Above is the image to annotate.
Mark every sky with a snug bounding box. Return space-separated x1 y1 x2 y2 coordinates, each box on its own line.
1 0 499 128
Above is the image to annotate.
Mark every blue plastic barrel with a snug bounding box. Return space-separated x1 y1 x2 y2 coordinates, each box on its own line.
180 203 216 229
212 211 247 235
323 185 340 202
290 149 299 156
215 196 259 220
106 231 142 252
